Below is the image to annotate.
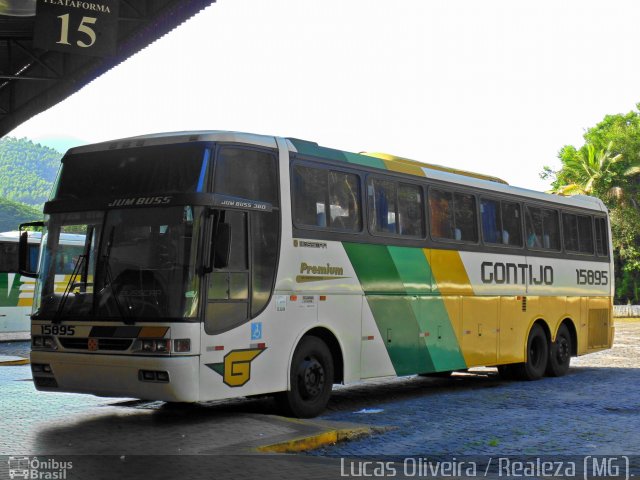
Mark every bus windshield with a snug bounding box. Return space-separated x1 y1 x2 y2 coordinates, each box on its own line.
34 206 202 321
52 144 209 200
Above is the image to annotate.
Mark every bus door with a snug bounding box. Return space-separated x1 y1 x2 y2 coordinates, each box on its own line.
198 144 280 398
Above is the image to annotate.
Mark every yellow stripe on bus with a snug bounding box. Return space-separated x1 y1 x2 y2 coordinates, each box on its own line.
427 249 474 295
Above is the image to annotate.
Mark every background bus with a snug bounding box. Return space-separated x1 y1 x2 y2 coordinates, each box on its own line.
0 231 39 333
1 231 85 333
22 131 614 417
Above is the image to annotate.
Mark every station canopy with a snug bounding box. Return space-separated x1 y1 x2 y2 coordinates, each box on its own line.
0 0 215 137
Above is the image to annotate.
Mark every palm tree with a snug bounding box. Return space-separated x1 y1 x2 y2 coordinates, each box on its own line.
551 142 640 205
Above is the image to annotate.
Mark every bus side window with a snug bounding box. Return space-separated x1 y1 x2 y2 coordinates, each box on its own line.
526 206 560 251
397 184 424 237
564 213 595 255
293 165 361 232
293 165 327 227
368 178 397 234
429 189 454 239
482 199 522 247
205 211 249 334
480 199 501 244
214 148 278 205
594 217 609 256
0 241 19 273
328 171 361 231
501 201 522 246
429 188 477 242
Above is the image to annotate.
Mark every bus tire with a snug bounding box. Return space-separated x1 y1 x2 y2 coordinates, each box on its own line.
277 336 334 418
546 324 572 377
513 324 549 381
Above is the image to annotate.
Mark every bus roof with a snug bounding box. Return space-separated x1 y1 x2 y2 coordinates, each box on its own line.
64 130 606 214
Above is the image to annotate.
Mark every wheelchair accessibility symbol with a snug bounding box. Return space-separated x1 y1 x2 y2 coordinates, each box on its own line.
251 322 262 340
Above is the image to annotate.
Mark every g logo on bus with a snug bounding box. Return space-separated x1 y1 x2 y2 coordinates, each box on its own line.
207 348 266 387
88 338 99 351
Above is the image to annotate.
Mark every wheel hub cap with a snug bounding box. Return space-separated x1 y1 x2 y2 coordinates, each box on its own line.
298 357 325 399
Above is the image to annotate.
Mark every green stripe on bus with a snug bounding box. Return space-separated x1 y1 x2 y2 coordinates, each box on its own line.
287 138 387 170
388 246 466 372
343 152 386 170
387 246 431 294
0 273 20 307
343 243 435 375
344 243 466 374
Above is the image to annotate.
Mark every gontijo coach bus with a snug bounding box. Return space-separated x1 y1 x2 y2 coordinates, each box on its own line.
19 131 613 418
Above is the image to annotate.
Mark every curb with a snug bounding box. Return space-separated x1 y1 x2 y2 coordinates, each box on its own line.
0 357 29 366
257 424 386 453
0 334 30 343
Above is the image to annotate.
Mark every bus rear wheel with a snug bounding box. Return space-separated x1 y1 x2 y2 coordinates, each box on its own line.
546 324 572 377
277 336 334 418
512 324 549 381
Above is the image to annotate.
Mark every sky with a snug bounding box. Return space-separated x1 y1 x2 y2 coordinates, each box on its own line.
9 0 640 192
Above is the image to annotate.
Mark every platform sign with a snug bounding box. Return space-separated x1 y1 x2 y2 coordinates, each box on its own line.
33 0 120 57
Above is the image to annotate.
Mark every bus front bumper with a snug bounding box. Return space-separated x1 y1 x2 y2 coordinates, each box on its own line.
30 351 200 403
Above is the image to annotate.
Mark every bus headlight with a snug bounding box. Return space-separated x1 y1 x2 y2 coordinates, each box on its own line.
32 336 57 350
173 339 191 352
132 339 171 354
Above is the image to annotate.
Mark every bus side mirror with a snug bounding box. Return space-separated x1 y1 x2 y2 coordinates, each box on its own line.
213 223 231 269
19 221 43 278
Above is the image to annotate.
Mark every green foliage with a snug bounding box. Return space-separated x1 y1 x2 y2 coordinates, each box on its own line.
0 136 61 208
0 197 42 232
542 104 640 304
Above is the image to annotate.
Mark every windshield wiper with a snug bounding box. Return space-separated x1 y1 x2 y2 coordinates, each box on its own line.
53 252 87 324
100 227 134 325
53 225 96 323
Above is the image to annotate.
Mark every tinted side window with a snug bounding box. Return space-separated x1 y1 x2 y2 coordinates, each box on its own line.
429 189 453 239
0 242 18 273
368 178 397 234
251 211 279 316
368 179 425 237
525 206 560 251
594 217 609 256
292 165 327 227
215 148 278 205
502 201 523 246
429 188 477 242
577 215 594 254
328 171 361 231
562 213 594 254
206 211 249 334
562 213 579 252
398 184 424 237
292 165 361 232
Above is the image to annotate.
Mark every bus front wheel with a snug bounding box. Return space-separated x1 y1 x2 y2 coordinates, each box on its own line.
277 336 334 418
546 324 572 377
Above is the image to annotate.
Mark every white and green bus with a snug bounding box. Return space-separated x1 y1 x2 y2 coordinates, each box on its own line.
21 131 614 417
1 231 41 333
2 230 85 334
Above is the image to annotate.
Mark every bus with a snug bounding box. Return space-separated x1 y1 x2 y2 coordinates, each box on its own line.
1 231 40 333
2 231 85 334
21 131 614 418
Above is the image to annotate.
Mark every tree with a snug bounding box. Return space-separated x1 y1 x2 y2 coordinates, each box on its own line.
547 142 633 198
542 104 640 304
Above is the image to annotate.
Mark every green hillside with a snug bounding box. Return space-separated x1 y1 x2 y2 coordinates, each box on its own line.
0 197 42 232
0 137 61 207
